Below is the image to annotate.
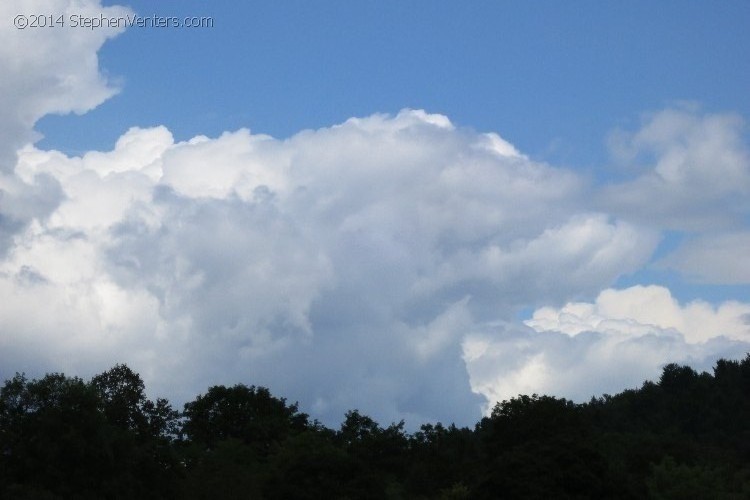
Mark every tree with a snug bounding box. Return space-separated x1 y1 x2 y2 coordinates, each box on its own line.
263 430 357 499
646 456 750 500
0 372 120 497
335 410 409 497
90 364 148 433
179 384 311 499
407 422 477 497
182 384 308 453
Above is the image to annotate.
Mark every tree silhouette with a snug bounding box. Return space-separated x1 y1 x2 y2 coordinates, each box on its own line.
182 384 308 452
1 355 749 498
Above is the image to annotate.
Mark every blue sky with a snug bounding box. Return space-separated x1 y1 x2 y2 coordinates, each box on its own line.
2 0 749 427
40 1 750 166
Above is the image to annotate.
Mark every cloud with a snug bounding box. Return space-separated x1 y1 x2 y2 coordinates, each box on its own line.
0 109 665 426
657 232 750 284
525 285 750 343
0 0 130 255
0 0 130 170
602 106 750 231
464 285 750 411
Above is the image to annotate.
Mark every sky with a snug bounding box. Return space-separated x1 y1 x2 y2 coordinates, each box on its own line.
1 0 749 427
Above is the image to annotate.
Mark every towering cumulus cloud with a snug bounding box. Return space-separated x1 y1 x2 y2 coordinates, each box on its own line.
0 0 130 252
1 0 749 426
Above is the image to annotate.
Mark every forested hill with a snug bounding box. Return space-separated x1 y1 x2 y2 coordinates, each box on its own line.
1 356 749 499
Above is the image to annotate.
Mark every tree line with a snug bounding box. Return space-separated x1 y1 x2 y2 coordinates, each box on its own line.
1 355 749 499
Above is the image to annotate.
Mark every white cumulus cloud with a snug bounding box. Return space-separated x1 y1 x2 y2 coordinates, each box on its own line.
0 110 664 426
0 0 130 170
463 285 750 413
0 0 131 255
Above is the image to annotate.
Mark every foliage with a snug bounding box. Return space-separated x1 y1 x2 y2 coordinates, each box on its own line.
181 383 308 453
1 354 749 498
0 368 180 498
